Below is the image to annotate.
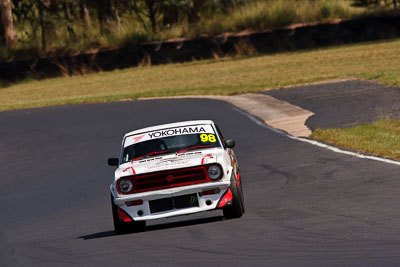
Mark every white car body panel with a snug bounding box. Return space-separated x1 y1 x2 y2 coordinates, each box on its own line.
110 120 237 222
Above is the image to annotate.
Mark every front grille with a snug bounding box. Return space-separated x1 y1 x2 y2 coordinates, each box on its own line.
149 194 199 214
123 166 210 194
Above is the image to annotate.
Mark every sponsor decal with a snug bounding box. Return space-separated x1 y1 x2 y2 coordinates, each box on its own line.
148 126 207 139
149 161 189 170
130 134 145 144
159 157 184 163
189 195 198 206
155 156 188 167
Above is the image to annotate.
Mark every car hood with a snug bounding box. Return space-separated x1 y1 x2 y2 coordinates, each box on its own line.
115 148 223 180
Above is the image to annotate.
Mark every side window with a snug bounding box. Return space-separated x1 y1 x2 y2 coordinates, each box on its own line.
215 124 225 143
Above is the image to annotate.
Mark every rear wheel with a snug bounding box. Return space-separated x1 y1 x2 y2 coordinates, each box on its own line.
111 194 145 235
223 174 245 219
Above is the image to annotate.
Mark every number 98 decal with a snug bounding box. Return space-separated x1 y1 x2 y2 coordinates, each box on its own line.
200 134 216 143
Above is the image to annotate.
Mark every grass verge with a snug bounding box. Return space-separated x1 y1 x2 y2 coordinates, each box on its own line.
310 120 400 161
1 38 400 112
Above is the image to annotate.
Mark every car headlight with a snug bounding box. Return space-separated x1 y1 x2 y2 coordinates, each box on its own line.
119 179 133 193
207 164 222 180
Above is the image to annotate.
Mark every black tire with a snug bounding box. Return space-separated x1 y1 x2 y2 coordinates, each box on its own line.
111 194 145 235
223 174 245 219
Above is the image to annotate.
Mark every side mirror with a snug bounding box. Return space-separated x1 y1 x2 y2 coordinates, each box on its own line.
224 139 235 148
108 158 119 166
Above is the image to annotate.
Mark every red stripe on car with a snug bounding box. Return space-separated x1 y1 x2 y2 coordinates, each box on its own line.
201 154 213 165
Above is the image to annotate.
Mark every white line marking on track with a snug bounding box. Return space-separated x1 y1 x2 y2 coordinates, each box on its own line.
232 106 400 167
291 137 400 166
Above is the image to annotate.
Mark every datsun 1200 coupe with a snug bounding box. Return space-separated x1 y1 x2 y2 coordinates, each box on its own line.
108 120 244 234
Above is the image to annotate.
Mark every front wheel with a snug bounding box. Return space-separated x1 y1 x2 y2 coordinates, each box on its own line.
223 174 245 219
111 194 145 235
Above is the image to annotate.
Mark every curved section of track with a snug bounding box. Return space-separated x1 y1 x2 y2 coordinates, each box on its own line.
265 79 400 130
1 97 400 266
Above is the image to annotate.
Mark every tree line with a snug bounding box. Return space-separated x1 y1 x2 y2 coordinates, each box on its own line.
0 0 246 50
1 0 399 51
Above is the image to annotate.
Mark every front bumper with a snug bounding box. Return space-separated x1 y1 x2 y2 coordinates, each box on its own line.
110 181 230 221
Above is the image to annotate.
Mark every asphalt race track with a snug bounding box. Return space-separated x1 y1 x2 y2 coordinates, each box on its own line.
265 80 400 130
1 91 400 266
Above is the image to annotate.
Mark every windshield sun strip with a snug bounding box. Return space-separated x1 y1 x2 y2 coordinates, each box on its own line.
124 123 214 140
121 124 221 163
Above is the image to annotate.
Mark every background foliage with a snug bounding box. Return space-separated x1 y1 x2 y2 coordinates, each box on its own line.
0 0 399 60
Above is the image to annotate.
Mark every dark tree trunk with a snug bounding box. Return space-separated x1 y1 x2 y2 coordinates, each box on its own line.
187 0 203 24
144 0 160 33
148 1 156 33
0 1 3 45
37 0 57 49
64 0 75 39
97 0 114 33
131 0 161 33
0 0 16 48
37 0 46 50
162 4 179 27
80 0 91 31
115 8 120 32
64 0 72 19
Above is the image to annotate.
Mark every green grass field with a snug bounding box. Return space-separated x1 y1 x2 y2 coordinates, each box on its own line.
1 38 400 112
311 120 400 160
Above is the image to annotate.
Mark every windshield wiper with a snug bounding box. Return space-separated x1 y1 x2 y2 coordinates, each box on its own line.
131 150 171 162
176 145 216 154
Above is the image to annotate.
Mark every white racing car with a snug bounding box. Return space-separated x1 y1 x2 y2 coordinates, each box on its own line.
108 120 244 234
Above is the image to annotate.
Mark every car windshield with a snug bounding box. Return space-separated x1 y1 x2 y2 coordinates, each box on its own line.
121 125 222 163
